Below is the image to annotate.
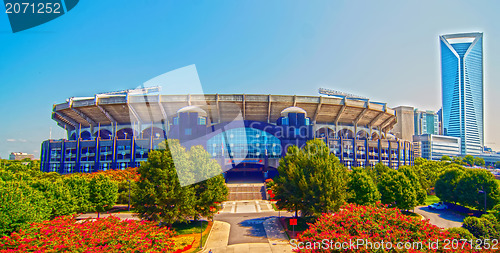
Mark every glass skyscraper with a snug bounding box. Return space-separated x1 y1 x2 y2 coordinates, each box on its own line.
440 32 483 155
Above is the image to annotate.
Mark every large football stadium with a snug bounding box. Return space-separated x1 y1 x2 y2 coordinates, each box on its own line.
40 88 414 179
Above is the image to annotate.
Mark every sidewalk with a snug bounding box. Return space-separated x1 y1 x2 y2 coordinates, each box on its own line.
77 212 140 220
203 217 292 253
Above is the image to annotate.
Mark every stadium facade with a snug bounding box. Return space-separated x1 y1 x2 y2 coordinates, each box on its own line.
40 90 414 177
440 32 484 155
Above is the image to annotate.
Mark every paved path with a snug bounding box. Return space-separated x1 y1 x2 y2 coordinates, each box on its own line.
221 200 274 213
203 217 292 253
77 212 140 220
414 206 465 229
203 200 293 253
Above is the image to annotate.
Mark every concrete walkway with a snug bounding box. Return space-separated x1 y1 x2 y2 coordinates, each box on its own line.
77 212 140 220
203 217 292 253
414 206 464 229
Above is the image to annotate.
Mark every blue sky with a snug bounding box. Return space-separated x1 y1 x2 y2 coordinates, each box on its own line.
1 0 500 158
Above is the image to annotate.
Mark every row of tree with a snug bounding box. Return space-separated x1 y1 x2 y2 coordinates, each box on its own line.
435 166 500 211
271 140 429 217
0 139 230 235
0 165 117 236
441 155 486 167
271 139 500 217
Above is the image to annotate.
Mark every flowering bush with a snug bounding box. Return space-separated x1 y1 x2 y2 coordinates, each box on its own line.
0 215 176 252
296 203 492 252
67 167 140 182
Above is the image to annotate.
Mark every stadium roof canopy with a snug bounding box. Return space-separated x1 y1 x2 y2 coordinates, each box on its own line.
52 93 396 132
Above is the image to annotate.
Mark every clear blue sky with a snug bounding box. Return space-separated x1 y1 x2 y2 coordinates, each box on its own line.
1 0 500 158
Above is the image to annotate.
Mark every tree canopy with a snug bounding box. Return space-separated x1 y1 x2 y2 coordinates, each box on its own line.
347 167 380 206
133 140 227 225
273 139 349 217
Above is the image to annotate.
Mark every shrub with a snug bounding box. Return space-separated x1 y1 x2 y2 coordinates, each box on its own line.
30 179 76 218
0 181 50 237
447 227 475 240
297 203 476 252
462 214 500 240
63 175 92 213
0 215 176 252
89 175 118 216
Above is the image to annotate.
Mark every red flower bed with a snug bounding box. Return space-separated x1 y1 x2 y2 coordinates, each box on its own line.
296 203 492 252
0 216 175 252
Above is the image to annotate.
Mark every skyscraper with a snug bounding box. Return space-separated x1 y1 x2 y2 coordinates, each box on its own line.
440 32 483 155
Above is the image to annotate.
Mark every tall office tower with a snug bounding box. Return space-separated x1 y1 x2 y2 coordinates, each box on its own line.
440 32 483 155
414 109 439 135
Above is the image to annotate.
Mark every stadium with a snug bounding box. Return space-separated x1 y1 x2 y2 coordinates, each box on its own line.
40 88 414 180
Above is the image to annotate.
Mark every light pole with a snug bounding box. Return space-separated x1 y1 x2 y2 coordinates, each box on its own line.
127 179 131 211
200 217 203 249
478 189 487 212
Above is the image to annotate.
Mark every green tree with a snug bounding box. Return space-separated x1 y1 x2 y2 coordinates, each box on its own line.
189 145 228 220
31 179 76 218
463 155 475 167
0 181 50 236
462 214 500 240
116 180 138 206
413 157 428 166
64 175 92 213
378 169 417 210
492 204 500 221
347 167 380 205
133 140 196 225
474 157 485 167
441 155 452 162
413 160 446 193
447 227 475 240
89 175 118 217
274 139 349 217
455 169 500 211
399 166 427 205
435 167 465 204
495 161 500 169
452 156 467 166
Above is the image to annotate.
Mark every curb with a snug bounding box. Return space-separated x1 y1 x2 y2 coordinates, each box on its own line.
199 220 217 253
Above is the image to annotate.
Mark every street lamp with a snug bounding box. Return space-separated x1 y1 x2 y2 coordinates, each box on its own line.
200 217 203 249
478 189 487 212
127 179 131 211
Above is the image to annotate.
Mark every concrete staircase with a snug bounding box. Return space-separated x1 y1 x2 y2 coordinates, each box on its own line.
227 183 267 201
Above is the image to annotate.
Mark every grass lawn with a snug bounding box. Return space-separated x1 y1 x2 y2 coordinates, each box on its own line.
425 195 440 206
172 220 209 235
191 232 210 253
402 210 423 220
271 203 287 211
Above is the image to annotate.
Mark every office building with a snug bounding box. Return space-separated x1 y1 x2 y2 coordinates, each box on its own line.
414 109 439 135
9 152 35 160
413 134 461 160
392 106 414 142
440 32 483 155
